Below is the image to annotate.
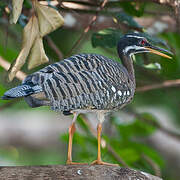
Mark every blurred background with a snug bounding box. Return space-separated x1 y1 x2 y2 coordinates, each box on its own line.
0 0 180 179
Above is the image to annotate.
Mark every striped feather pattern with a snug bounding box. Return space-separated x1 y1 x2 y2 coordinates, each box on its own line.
21 54 135 112
2 84 42 100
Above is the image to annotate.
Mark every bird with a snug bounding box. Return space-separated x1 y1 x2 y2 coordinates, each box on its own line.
2 33 172 165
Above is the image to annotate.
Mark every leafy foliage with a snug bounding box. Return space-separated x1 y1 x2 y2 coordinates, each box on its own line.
91 28 123 48
119 2 146 17
113 12 142 29
114 112 157 138
0 1 6 17
92 30 168 50
8 0 64 81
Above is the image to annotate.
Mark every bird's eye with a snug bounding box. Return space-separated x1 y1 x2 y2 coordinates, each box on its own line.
140 39 146 46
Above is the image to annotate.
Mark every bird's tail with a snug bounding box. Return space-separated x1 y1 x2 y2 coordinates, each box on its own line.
2 84 42 100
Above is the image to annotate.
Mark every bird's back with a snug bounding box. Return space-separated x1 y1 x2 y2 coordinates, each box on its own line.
3 54 135 113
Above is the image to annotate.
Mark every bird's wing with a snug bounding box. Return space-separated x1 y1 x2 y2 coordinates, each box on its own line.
39 54 127 97
25 54 131 111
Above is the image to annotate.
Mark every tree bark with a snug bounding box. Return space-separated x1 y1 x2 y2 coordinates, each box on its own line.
0 165 162 180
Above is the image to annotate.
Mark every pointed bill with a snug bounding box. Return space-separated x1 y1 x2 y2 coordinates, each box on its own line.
145 47 172 59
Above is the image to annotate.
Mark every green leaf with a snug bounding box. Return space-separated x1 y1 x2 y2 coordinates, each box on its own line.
119 2 145 17
134 55 161 70
0 146 19 161
0 44 19 63
77 115 90 134
73 133 86 147
0 84 7 98
60 133 68 142
111 139 163 167
114 12 142 29
0 2 6 17
132 55 144 66
91 28 123 48
92 30 169 52
143 63 161 70
119 148 140 164
134 112 158 135
140 145 164 168
23 0 32 9
114 112 157 138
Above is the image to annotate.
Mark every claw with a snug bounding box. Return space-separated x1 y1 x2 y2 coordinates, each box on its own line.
91 160 119 166
66 160 88 165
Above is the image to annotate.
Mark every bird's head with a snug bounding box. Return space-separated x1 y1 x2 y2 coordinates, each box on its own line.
117 33 172 59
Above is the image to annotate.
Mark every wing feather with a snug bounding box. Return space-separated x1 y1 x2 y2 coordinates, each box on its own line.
24 54 132 111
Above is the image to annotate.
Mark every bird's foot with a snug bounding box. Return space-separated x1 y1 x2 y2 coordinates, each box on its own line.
91 159 119 166
66 160 88 165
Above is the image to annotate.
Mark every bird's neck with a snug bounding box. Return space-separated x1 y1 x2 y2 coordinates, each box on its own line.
120 54 136 85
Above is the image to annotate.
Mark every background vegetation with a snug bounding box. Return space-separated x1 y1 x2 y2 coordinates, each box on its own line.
0 0 180 179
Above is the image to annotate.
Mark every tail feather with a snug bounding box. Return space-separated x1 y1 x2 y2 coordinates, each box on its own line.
2 84 42 100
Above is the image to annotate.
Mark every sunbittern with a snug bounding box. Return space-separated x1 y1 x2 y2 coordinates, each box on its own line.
2 33 172 165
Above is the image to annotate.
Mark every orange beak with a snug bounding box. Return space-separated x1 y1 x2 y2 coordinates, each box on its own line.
145 47 172 59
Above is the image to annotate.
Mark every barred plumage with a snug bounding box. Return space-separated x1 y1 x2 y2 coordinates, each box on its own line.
2 33 172 165
19 53 134 113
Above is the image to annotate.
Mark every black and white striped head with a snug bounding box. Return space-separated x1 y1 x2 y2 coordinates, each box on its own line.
117 33 172 59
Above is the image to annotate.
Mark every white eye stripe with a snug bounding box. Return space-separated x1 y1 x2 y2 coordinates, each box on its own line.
123 45 146 54
126 35 144 39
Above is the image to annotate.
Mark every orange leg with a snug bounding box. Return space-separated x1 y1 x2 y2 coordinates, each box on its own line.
66 122 77 164
66 113 87 165
91 123 118 166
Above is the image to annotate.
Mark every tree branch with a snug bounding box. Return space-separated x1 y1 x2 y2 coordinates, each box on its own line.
67 0 108 56
136 79 180 92
45 36 64 60
0 56 26 81
0 165 162 180
0 99 21 111
141 154 161 177
132 0 180 32
126 108 180 141
59 0 180 33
